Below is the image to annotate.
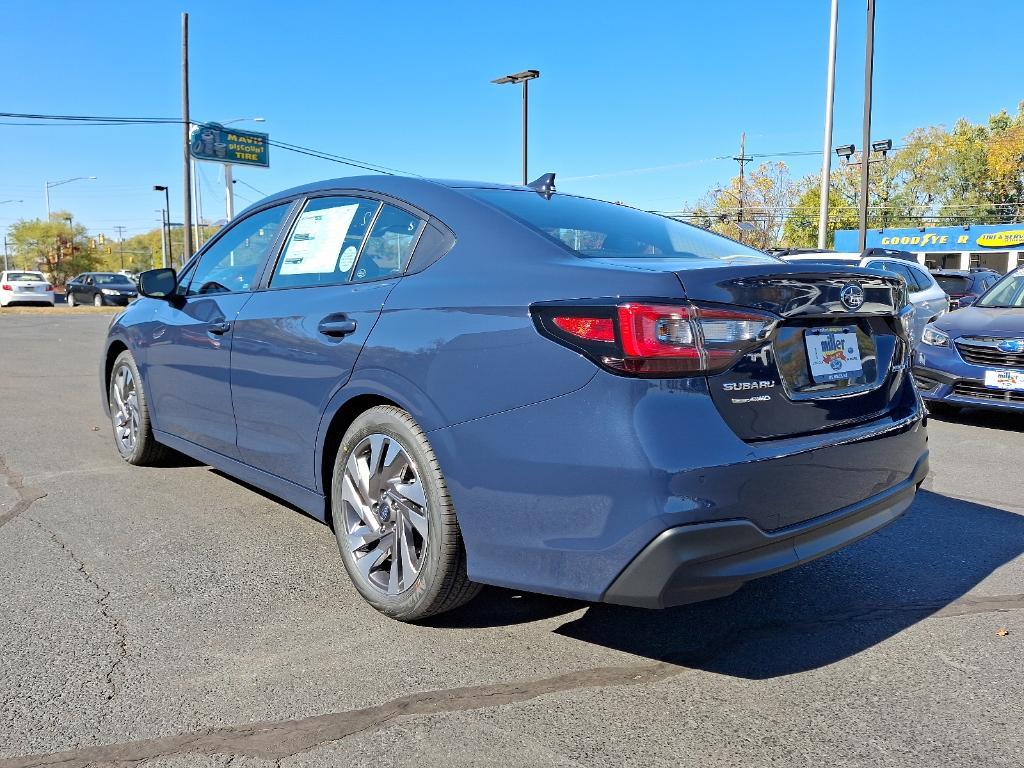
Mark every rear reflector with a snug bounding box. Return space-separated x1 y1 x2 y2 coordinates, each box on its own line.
552 315 615 343
533 300 775 377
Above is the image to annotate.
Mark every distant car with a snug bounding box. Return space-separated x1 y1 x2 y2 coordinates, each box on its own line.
914 267 1024 413
100 175 927 622
780 251 948 344
65 272 138 307
931 269 1001 310
0 270 54 307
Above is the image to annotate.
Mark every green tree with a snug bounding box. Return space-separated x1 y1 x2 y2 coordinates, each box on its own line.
684 162 798 250
7 212 101 284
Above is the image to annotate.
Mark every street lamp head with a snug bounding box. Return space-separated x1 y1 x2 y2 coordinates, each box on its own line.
492 69 540 85
871 138 893 154
835 144 856 160
153 185 168 192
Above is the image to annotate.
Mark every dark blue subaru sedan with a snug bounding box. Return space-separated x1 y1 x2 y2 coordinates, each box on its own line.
914 267 1024 413
102 175 928 620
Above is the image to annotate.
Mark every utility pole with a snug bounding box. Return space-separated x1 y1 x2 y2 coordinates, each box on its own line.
181 12 194 261
224 164 235 220
3 236 9 271
157 210 169 269
858 0 876 251
114 225 127 270
817 0 839 249
733 132 752 243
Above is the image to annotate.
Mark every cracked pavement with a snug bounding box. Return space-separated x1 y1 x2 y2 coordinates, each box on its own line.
0 313 1022 767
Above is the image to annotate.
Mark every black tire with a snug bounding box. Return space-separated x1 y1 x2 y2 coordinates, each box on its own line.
93 294 103 307
108 350 171 465
66 292 76 307
331 405 480 621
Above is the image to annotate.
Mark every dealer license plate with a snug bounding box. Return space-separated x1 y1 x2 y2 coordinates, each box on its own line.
984 369 1024 391
805 327 864 383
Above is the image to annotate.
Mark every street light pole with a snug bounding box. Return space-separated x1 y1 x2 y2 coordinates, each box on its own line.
44 177 96 219
858 0 877 251
154 186 172 267
491 70 540 185
817 0 839 249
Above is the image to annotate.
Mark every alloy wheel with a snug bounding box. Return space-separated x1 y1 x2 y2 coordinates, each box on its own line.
111 365 140 455
339 433 430 596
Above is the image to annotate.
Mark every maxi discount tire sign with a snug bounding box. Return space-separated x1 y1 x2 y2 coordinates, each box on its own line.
190 122 269 167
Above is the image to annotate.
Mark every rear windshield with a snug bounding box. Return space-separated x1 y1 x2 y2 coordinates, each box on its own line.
934 275 971 294
5 272 44 282
465 189 773 262
93 274 133 285
977 273 1024 308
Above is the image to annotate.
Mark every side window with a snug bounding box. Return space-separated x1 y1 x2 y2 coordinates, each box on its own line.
351 205 424 283
271 197 380 289
905 266 931 292
187 204 289 296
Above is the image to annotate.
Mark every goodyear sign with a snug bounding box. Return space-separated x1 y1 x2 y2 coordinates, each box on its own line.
189 122 269 167
835 223 1024 252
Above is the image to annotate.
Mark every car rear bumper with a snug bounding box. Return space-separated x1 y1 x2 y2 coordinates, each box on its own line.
431 368 928 603
603 452 928 608
1 291 54 305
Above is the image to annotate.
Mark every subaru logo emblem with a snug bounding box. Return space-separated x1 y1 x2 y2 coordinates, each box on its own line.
840 284 865 310
997 339 1024 354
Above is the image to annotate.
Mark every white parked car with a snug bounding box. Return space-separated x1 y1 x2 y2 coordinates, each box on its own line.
779 250 948 344
0 270 54 308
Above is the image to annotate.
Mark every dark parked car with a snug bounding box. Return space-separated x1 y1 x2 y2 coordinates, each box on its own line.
101 175 928 621
931 269 1001 310
66 272 138 307
915 267 1024 413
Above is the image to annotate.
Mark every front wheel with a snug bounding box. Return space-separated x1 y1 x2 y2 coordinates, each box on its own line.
108 351 170 465
93 294 103 307
331 405 480 621
66 292 76 307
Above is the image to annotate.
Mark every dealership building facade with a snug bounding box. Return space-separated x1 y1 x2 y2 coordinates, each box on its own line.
833 223 1024 273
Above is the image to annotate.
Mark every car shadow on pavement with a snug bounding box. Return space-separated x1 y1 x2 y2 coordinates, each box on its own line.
438 490 1024 679
928 407 1024 433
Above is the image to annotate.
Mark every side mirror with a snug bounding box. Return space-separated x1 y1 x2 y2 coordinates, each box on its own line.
958 294 977 307
139 268 177 299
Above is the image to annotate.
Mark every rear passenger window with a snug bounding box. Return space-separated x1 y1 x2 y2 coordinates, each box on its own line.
905 266 931 291
272 197 380 288
351 205 424 283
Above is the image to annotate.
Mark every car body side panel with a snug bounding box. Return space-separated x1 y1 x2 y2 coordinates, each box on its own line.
136 293 253 457
230 279 398 489
428 369 927 601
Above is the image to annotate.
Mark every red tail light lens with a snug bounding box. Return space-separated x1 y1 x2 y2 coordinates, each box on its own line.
0 284 11 291
534 301 775 377
552 315 616 343
45 284 53 291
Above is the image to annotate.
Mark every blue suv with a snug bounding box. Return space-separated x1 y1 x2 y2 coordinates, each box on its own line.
102 176 928 620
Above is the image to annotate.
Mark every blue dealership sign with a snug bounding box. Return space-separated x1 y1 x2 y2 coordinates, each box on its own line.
835 223 1024 252
190 122 269 167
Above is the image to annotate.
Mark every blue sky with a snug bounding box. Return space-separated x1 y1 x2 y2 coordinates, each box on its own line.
1 0 1021 239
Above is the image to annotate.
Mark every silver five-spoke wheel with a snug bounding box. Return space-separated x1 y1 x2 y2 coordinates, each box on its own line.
111 364 140 455
339 433 430 596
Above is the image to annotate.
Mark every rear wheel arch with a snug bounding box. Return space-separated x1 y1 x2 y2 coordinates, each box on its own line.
319 393 401 525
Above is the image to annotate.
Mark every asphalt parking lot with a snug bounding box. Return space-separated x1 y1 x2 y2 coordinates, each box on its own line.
1 311 1021 768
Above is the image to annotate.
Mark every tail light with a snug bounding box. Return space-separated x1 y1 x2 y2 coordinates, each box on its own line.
532 301 776 376
45 284 53 291
0 284 11 291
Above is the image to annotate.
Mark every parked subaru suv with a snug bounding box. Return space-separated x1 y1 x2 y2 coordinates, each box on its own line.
101 175 928 620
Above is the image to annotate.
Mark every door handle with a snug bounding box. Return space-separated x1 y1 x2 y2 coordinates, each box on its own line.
318 316 358 337
208 321 231 335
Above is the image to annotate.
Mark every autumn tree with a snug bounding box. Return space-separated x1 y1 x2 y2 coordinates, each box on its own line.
7 213 101 284
685 161 798 250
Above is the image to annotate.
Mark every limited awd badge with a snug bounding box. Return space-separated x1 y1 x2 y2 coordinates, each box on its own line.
840 284 865 310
